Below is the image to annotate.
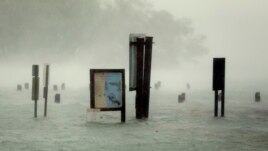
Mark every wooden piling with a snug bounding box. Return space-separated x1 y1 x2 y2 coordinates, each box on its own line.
143 37 153 118
136 37 145 119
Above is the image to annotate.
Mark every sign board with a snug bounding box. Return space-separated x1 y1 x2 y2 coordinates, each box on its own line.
129 33 146 91
213 58 225 91
90 69 125 110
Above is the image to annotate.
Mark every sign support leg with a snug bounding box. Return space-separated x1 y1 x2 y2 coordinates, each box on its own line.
221 90 225 117
34 100 37 118
214 90 218 117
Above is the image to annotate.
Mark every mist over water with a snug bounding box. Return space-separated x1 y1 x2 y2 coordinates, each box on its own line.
1 1 268 150
0 0 208 89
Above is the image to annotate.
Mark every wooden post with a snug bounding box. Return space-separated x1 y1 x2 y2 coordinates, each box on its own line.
24 83 29 90
53 85 58 91
255 92 261 102
55 94 61 103
143 37 153 118
17 84 22 91
136 37 145 119
61 83 65 90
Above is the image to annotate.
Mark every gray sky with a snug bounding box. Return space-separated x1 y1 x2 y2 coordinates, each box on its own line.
0 0 267 91
149 0 268 90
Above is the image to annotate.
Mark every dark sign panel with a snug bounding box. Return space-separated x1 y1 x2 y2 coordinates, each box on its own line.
213 58 225 91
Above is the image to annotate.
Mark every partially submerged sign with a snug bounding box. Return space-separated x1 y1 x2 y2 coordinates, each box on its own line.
90 69 125 122
55 93 60 103
129 33 146 91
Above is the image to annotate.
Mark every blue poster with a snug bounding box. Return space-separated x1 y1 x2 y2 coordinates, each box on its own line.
94 72 122 108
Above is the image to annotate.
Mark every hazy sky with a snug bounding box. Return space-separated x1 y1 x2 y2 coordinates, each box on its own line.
149 0 268 90
1 0 267 91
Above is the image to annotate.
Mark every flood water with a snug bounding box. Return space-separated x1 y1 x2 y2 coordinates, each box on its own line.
0 88 268 151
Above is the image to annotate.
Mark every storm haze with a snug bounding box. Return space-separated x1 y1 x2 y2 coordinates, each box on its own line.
0 0 267 92
0 0 208 89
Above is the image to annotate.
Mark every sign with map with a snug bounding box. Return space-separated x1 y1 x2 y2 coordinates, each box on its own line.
90 69 125 110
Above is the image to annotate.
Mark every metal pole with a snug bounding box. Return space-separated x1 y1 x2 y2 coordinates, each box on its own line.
34 100 37 118
44 97 47 116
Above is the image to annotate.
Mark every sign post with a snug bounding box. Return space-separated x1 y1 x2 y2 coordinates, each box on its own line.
213 58 225 117
90 69 125 123
32 65 39 118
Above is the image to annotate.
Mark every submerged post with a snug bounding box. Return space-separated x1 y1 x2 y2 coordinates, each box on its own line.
61 83 66 90
55 93 60 103
43 64 49 117
32 65 39 118
53 85 58 91
255 92 261 102
24 83 29 90
212 58 225 117
17 84 22 91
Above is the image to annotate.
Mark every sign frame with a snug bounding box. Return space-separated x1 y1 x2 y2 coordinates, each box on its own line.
90 69 126 122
